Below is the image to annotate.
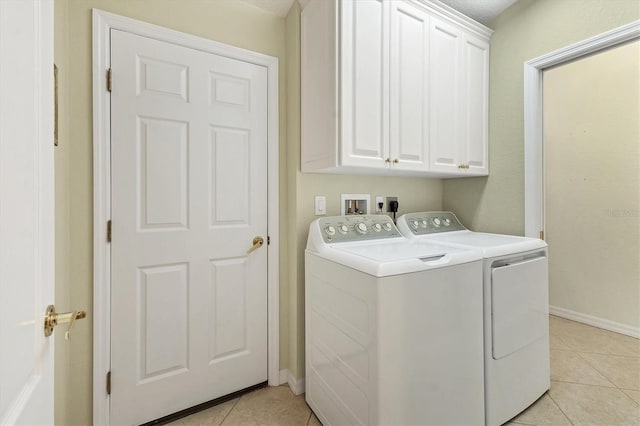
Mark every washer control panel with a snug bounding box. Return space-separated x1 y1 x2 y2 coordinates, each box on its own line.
400 211 466 235
318 215 401 243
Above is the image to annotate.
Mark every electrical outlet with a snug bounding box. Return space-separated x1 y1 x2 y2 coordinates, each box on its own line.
386 196 398 212
375 196 384 213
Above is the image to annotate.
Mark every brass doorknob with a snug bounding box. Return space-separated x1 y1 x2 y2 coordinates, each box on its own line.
246 236 264 254
44 305 86 339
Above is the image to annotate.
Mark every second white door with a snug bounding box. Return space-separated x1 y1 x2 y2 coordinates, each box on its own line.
110 29 268 425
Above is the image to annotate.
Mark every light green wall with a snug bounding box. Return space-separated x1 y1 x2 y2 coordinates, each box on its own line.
544 40 640 328
443 0 640 235
55 1 286 424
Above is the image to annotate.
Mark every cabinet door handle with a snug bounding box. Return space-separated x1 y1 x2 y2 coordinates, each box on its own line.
384 157 391 163
393 158 399 164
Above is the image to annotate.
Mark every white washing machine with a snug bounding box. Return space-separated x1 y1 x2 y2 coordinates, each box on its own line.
397 212 550 426
305 215 485 426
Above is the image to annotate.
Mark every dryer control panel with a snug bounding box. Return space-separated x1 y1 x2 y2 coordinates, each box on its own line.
398 211 467 235
318 215 401 243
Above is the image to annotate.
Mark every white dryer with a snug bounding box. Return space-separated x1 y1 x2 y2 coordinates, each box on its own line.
305 215 485 426
397 212 550 426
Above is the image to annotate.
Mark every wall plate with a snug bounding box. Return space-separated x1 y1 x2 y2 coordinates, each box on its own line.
341 193 370 215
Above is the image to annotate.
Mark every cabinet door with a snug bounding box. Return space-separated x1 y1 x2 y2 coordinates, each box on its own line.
389 0 430 172
428 16 463 173
462 34 489 175
340 0 389 168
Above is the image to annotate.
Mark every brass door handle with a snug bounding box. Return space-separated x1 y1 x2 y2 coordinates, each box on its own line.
246 236 264 254
44 305 86 339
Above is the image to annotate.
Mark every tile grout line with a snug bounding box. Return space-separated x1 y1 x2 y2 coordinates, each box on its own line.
619 389 640 407
574 351 632 390
551 344 638 358
552 378 616 389
218 396 243 426
546 385 575 426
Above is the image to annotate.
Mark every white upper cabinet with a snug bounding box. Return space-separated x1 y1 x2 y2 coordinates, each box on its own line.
301 0 492 177
463 34 490 175
340 0 389 168
389 0 430 172
429 16 489 175
428 16 463 173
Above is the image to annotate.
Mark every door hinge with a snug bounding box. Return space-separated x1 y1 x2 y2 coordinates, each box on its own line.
540 230 544 240
106 371 111 395
267 236 270 245
107 68 112 92
107 220 112 243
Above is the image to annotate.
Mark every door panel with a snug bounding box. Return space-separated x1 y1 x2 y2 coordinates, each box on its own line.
340 0 389 167
390 1 429 171
110 29 268 425
428 17 462 172
491 257 549 360
463 35 489 174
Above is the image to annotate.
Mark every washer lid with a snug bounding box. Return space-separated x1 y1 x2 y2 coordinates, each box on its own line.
312 240 481 277
423 231 547 258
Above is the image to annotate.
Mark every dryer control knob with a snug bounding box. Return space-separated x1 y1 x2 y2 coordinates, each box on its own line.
432 217 441 227
356 222 368 234
443 218 451 226
338 224 349 234
372 223 382 232
382 222 392 231
411 220 419 230
420 219 428 228
325 225 336 236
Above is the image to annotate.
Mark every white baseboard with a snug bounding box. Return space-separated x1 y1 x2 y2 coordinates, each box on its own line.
550 305 639 339
278 369 306 395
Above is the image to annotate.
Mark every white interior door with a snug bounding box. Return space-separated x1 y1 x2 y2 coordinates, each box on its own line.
0 1 54 425
110 29 268 425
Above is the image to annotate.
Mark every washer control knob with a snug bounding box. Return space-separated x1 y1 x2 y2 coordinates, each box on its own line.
383 222 393 231
372 223 382 232
420 219 428 228
338 224 349 234
432 217 441 227
325 225 336 236
411 220 419 230
356 222 368 234
443 218 451 226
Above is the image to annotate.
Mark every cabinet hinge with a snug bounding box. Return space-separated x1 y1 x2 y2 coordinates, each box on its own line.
106 371 111 395
107 220 112 243
267 236 270 245
540 230 544 240
107 68 112 92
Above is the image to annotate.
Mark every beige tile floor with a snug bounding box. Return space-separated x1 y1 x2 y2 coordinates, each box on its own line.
170 315 639 425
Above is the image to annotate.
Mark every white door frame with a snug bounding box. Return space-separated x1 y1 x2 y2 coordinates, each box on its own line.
523 20 640 238
92 9 280 424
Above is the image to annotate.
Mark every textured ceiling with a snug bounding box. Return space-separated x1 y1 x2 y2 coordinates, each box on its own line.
438 0 519 25
240 0 518 26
